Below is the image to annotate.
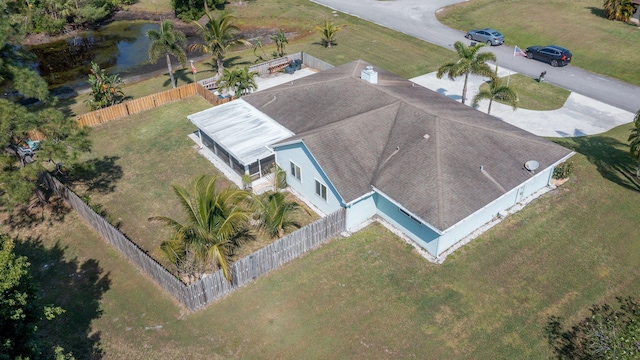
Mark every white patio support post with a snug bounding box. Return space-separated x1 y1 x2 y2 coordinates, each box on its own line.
197 130 203 149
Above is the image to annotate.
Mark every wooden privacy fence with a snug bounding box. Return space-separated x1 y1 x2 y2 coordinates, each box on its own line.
76 83 232 128
183 209 346 310
41 172 346 311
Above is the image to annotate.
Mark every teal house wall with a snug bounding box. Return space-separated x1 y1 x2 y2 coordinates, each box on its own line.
274 142 342 215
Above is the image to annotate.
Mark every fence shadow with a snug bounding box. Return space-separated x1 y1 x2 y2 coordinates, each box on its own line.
13 237 111 359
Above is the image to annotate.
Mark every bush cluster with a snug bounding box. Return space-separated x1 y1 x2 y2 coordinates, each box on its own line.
552 161 573 179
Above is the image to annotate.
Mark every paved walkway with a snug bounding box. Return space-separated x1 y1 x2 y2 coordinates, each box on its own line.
256 66 635 138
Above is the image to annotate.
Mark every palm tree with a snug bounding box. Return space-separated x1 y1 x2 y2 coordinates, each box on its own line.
436 41 496 105
628 109 640 177
270 29 288 57
146 20 187 89
472 66 518 115
603 0 636 22
255 191 303 238
216 66 258 97
316 19 342 48
252 38 269 61
149 175 251 282
188 11 250 78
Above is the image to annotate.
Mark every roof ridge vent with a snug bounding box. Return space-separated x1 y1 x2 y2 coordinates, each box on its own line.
361 65 378 84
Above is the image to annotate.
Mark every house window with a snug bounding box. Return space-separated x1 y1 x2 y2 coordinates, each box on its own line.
290 162 301 181
315 180 327 201
399 208 423 226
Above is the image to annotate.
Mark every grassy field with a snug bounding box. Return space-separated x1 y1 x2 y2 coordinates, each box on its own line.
3 122 640 358
438 0 640 86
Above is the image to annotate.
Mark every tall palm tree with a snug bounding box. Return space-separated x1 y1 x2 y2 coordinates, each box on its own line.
628 109 640 177
436 41 496 105
316 19 342 49
270 29 288 57
603 0 636 22
216 66 258 97
188 11 250 78
149 175 251 282
146 20 187 89
472 66 518 115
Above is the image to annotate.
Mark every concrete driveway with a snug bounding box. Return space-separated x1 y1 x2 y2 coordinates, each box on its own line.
311 0 640 113
410 67 635 137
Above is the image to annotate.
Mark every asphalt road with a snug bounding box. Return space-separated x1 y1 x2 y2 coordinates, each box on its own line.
311 0 640 113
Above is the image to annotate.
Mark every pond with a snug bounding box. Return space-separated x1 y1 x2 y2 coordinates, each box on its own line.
26 21 202 89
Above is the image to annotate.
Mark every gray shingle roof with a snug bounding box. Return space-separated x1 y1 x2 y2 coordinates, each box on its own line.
244 60 573 231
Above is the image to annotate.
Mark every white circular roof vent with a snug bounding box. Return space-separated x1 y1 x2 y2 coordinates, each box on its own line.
524 160 539 172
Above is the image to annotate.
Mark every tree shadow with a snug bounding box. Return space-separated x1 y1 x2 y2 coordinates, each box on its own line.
552 135 640 192
587 6 608 19
1 196 72 231
65 156 123 194
13 237 111 359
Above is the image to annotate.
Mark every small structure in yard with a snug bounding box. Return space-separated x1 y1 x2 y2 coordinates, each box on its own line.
188 60 575 262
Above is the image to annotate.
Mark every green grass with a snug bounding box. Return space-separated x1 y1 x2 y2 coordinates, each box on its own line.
3 122 640 358
479 74 571 110
437 0 640 86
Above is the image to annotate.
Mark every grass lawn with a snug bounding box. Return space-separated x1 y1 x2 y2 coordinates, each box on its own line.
3 122 640 358
480 74 571 110
437 0 640 86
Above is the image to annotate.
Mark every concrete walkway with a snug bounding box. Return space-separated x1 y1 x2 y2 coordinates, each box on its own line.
255 66 635 138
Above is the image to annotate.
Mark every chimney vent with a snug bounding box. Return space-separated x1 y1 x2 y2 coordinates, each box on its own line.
361 65 378 84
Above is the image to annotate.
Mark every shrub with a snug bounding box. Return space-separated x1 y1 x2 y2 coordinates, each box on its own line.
552 161 573 179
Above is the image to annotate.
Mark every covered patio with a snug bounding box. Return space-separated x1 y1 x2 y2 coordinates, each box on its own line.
187 99 294 181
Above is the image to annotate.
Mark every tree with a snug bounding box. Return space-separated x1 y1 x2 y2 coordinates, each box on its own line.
188 11 250 78
472 66 518 115
270 29 288 58
0 234 68 359
546 296 640 359
84 62 124 110
603 0 636 22
0 4 91 207
216 66 258 97
252 38 270 62
316 19 342 49
254 191 304 238
436 41 496 105
149 175 252 282
628 109 640 177
146 20 187 89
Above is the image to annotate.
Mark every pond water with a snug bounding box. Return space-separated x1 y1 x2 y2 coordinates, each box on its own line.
27 21 201 88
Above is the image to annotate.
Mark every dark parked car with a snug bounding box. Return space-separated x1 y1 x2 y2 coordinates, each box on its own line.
525 45 572 67
465 28 504 46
